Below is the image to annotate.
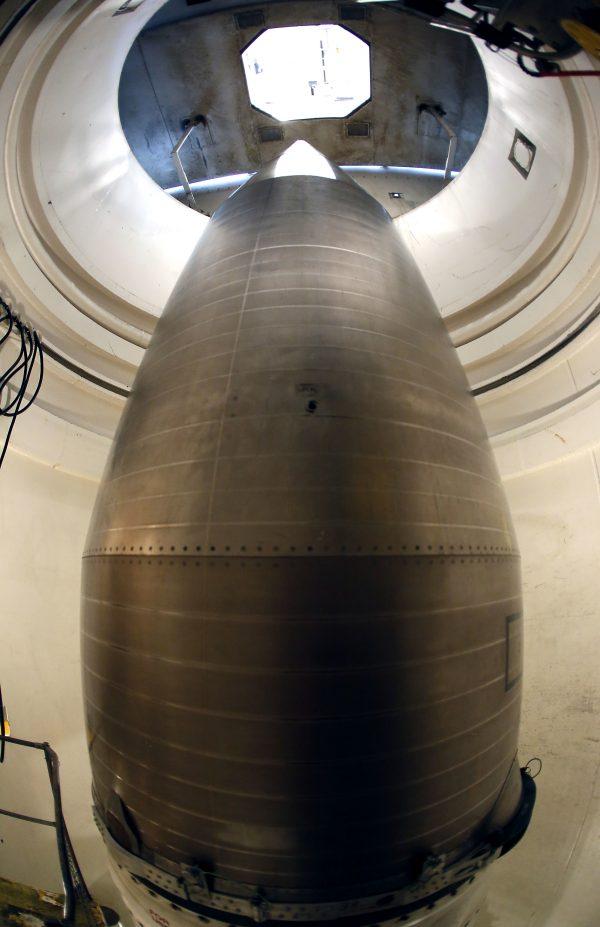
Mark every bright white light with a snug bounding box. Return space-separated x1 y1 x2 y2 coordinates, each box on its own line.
165 164 460 198
339 165 459 177
274 141 336 180
242 25 371 122
164 173 253 194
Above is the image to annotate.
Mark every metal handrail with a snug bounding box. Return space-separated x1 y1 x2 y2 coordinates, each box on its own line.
171 116 211 214
417 104 458 180
0 733 94 924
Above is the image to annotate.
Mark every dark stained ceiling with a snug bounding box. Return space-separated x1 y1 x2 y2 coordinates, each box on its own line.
119 0 488 193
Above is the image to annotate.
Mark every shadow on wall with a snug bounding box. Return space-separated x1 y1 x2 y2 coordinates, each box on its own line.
480 449 600 927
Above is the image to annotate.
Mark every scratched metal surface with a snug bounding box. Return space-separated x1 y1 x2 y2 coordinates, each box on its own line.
82 155 523 903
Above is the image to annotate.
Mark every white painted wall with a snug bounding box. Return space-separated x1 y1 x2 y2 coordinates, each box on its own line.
0 450 123 916
483 448 600 925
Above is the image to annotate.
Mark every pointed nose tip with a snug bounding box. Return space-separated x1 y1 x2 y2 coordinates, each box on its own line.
243 139 351 187
273 140 337 179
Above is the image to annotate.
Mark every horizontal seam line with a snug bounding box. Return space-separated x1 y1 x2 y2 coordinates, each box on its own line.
92 751 513 830
131 367 474 414
83 630 505 672
85 690 520 762
102 490 506 512
100 454 502 489
83 663 507 719
90 726 515 800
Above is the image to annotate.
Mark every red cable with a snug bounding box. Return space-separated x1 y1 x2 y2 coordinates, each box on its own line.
543 70 600 77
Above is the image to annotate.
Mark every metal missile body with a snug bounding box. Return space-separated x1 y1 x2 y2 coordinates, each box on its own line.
82 145 534 927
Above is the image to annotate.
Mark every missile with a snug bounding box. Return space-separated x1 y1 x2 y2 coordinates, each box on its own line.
81 142 535 927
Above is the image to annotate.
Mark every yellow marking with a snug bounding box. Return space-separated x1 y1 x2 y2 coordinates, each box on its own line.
561 18 600 60
0 876 107 925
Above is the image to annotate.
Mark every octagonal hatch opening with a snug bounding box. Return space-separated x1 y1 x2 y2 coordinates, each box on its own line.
241 24 371 123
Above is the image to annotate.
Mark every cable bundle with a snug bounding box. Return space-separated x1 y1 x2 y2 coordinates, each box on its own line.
0 297 44 470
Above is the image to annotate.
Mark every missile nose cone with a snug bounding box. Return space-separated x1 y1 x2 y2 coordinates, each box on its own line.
82 149 534 927
245 139 349 186
273 139 337 179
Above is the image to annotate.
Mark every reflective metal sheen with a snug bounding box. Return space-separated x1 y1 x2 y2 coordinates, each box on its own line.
82 150 525 912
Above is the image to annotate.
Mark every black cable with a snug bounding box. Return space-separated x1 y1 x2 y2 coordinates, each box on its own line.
0 684 5 764
517 56 600 80
0 307 13 347
516 54 555 77
524 756 543 779
0 298 44 470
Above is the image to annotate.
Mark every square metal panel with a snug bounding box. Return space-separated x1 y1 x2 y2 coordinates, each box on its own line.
339 3 367 20
258 125 284 143
509 129 537 179
505 613 523 690
346 121 371 138
235 9 265 28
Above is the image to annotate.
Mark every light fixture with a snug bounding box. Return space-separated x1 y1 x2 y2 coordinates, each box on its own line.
241 24 371 122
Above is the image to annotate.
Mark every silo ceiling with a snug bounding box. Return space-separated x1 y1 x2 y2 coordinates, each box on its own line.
118 0 488 194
